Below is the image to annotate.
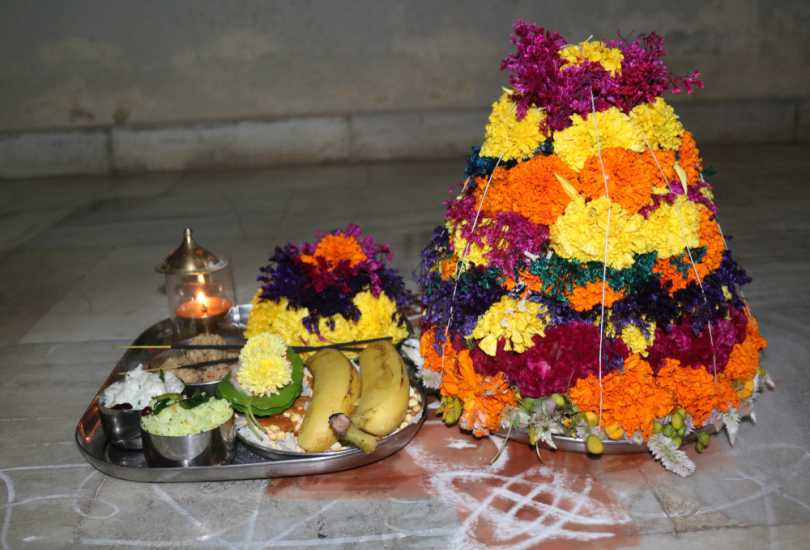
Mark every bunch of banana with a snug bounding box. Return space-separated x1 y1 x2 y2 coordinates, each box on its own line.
299 342 411 454
297 349 361 452
351 341 410 436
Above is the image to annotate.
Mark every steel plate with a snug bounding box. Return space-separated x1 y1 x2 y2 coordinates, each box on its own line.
74 305 426 482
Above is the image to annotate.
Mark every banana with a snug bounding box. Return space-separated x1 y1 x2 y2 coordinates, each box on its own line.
351 341 410 436
298 349 359 452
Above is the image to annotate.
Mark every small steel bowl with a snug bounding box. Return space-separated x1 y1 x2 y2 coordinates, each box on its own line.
98 402 144 450
141 415 236 467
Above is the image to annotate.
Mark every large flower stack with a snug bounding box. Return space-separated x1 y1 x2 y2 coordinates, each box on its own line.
418 22 768 474
246 225 411 348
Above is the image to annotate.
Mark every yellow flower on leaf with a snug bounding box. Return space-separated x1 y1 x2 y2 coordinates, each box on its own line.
472 296 548 356
480 90 545 161
553 107 643 172
560 41 624 75
237 333 292 397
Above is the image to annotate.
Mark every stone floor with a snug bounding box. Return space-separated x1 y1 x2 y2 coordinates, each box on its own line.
1 145 809 549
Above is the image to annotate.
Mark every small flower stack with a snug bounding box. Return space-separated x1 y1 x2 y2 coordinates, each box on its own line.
246 225 412 349
418 22 768 474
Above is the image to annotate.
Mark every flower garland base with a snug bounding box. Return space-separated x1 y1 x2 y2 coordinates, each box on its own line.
496 410 733 455
495 430 647 454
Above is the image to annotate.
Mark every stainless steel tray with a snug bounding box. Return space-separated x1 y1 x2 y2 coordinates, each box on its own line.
496 430 646 454
75 305 426 483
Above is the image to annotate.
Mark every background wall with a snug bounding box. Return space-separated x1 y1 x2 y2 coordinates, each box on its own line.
1 0 808 177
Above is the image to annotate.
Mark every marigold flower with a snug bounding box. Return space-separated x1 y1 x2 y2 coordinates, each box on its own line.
245 292 408 352
569 354 674 438
629 98 684 151
439 256 458 280
300 234 367 268
678 131 703 185
723 314 768 381
471 296 548 355
576 148 676 213
656 359 739 426
419 327 459 373
449 221 492 266
553 107 644 172
475 155 578 226
619 322 656 356
565 280 625 312
560 40 624 75
480 90 546 161
237 333 292 396
654 205 725 293
440 349 517 437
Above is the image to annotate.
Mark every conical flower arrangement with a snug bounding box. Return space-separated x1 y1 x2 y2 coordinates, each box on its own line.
417 22 769 475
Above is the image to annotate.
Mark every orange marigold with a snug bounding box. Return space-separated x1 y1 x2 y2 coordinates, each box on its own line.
439 256 458 280
475 155 578 226
440 349 517 437
724 314 768 381
678 131 703 185
576 148 676 213
566 281 625 312
419 327 457 373
301 234 367 268
654 205 725 293
569 354 674 438
504 270 543 296
656 359 739 426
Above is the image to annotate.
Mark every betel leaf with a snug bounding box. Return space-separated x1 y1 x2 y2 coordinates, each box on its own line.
217 348 304 417
179 389 213 409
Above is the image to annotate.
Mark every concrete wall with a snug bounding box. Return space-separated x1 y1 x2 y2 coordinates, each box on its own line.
1 0 808 177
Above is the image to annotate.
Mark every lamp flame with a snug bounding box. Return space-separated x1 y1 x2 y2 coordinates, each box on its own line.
195 290 208 305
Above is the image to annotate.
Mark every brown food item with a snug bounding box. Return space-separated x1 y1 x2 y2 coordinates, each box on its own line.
160 334 239 384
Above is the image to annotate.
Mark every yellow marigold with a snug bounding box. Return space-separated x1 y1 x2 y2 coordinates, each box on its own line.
480 90 546 161
550 195 701 269
569 354 674 439
440 349 517 437
560 40 624 75
476 155 578 226
644 195 702 259
553 107 644 172
300 234 366 268
629 98 684 150
237 333 292 396
654 204 725 293
549 196 644 269
566 281 624 312
620 322 656 356
449 221 491 267
245 292 407 352
472 296 548 356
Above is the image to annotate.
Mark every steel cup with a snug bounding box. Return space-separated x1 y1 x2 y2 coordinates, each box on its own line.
98 402 144 450
141 415 235 467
